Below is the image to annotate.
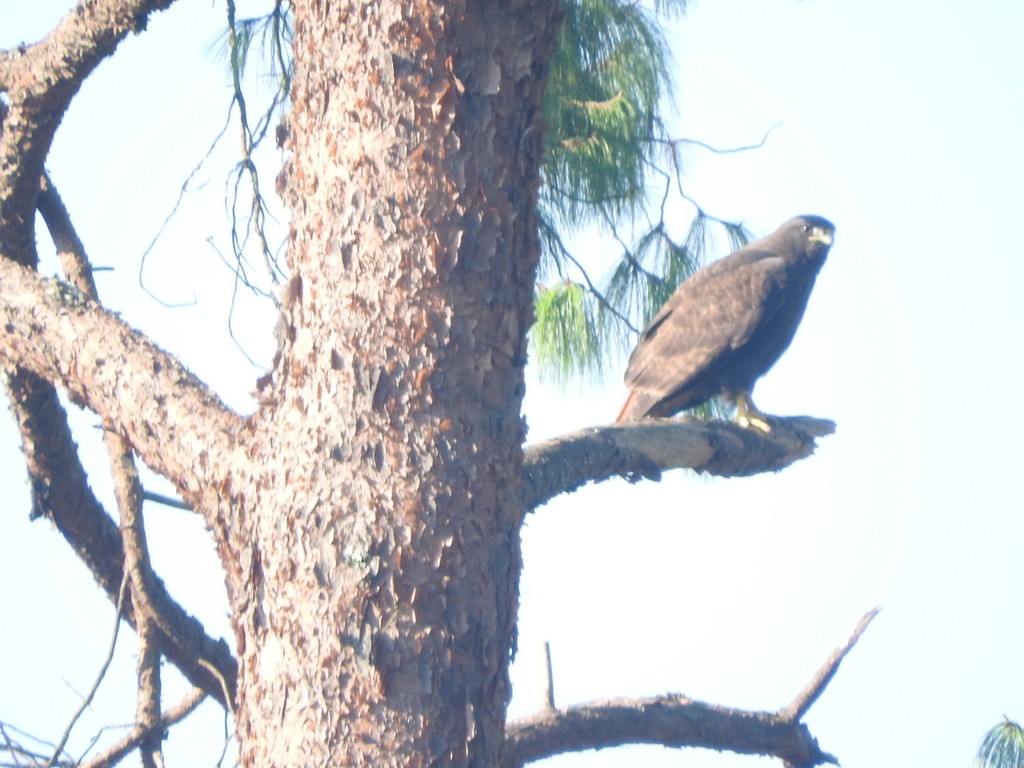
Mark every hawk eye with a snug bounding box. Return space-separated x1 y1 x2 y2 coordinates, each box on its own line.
801 224 811 234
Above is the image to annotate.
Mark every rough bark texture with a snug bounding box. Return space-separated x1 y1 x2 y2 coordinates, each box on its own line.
216 2 561 765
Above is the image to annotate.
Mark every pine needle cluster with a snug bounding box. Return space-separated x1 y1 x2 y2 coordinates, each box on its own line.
976 720 1024 768
533 0 752 390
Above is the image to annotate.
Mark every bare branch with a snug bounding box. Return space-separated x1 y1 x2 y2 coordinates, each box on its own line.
142 490 192 511
46 574 131 768
781 607 881 723
134 621 164 768
503 606 877 768
502 694 835 768
78 688 207 768
0 255 242 502
4 407 231 727
663 123 781 155
522 415 835 510
14 177 240 710
47 169 173 758
111 429 164 767
4 381 238 708
542 642 556 712
37 173 100 294
0 0 181 96
0 0 183 266
42 180 162 756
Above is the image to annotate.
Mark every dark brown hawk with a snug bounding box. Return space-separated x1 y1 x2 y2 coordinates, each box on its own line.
615 215 835 430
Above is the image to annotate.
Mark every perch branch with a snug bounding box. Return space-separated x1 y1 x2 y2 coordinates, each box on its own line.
522 415 835 510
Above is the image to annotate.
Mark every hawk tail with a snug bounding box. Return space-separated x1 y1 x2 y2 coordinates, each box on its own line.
615 391 640 423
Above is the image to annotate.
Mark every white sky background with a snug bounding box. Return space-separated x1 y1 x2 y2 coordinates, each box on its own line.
1 0 1023 766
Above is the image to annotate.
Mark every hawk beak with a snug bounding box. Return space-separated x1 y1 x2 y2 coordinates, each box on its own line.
810 228 833 246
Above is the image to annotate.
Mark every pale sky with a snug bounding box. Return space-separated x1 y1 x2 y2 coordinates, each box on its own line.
1 1 1023 766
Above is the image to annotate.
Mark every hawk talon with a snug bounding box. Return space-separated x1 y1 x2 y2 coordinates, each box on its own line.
736 413 772 433
734 393 772 433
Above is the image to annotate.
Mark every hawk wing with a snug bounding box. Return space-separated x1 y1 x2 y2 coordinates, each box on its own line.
620 249 793 418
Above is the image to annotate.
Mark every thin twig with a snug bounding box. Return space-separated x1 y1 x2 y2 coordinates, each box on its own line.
543 642 556 711
45 573 131 768
0 720 61 765
137 108 233 308
141 490 192 511
538 216 638 333
79 688 207 768
199 659 237 720
663 123 781 155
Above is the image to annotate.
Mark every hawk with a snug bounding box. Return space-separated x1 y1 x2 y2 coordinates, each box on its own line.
615 215 835 430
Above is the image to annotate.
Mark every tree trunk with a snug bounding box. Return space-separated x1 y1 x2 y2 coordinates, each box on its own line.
216 2 560 764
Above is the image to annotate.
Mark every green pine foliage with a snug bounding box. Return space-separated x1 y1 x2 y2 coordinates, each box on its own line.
976 720 1024 768
533 281 603 384
531 0 754 396
540 0 673 228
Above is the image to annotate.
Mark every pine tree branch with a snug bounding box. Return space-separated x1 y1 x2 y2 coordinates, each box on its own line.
522 415 835 511
502 694 835 768
0 0 181 96
0 0 182 266
41 178 165 742
502 609 876 768
77 688 207 768
37 173 101 296
112 422 165 767
2 364 237 710
3 178 241 710
0 255 243 502
133 618 164 768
